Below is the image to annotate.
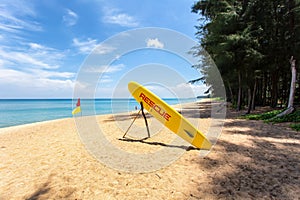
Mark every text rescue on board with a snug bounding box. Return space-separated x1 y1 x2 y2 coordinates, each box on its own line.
139 92 171 121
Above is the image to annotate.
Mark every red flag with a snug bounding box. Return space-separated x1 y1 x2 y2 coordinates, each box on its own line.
76 98 80 107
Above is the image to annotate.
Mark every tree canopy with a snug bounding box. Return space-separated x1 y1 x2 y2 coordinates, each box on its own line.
191 0 300 111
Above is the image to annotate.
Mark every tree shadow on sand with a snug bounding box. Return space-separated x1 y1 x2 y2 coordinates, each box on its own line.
192 119 300 199
25 177 52 200
24 174 76 200
225 117 300 140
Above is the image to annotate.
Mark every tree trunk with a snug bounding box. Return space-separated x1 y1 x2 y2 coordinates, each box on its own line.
251 78 257 110
276 56 296 117
227 80 234 104
262 72 267 106
288 57 296 108
246 87 252 114
237 70 242 111
271 72 278 108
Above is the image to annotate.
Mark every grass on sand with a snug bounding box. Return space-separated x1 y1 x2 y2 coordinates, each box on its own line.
243 109 300 131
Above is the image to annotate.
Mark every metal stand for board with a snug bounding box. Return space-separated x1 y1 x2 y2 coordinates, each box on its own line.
123 102 150 138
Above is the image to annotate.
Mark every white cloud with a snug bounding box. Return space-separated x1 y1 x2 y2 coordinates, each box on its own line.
94 44 116 55
29 42 43 49
72 38 98 54
0 68 75 85
0 42 66 69
0 2 75 98
0 69 29 82
99 77 113 83
170 83 208 97
140 83 208 98
28 69 75 79
102 7 139 27
37 78 74 90
63 9 78 26
146 38 164 49
0 1 42 33
84 64 125 74
72 37 115 55
74 80 90 92
0 48 59 69
0 40 75 98
0 68 75 98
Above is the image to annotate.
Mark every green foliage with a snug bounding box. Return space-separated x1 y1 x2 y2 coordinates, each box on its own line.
243 110 283 120
191 0 300 108
243 109 300 131
241 103 300 131
290 123 300 131
267 110 300 123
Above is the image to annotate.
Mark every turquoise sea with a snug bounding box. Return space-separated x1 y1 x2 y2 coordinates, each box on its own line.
0 98 196 128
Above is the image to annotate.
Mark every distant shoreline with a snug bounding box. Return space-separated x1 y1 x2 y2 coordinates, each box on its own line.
0 98 208 130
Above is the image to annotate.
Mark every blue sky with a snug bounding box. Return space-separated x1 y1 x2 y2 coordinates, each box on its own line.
0 0 208 98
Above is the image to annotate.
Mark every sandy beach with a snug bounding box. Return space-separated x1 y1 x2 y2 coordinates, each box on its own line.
0 100 299 199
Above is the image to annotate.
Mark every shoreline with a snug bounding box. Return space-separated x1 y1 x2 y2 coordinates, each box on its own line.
0 117 71 133
0 98 206 132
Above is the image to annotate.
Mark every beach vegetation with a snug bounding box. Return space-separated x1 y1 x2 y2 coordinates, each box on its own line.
243 110 283 120
290 123 300 131
267 109 300 123
242 109 300 131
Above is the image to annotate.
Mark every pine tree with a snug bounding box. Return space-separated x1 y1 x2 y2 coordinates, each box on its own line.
191 0 300 111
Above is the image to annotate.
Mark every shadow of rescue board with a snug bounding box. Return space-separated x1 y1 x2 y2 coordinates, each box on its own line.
128 81 212 150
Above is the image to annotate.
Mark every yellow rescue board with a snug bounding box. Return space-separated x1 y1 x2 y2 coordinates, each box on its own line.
128 81 212 150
